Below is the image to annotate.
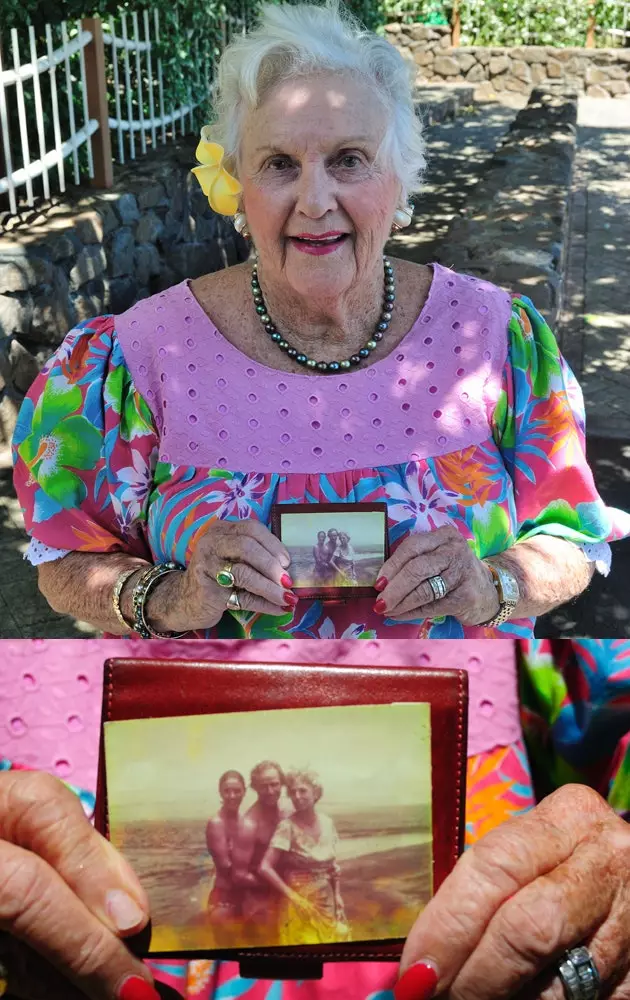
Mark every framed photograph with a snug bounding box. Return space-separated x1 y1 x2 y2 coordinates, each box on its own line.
103 702 432 956
271 502 389 599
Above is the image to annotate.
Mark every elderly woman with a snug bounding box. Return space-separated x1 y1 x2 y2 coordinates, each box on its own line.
0 637 629 1000
259 768 348 945
12 3 630 640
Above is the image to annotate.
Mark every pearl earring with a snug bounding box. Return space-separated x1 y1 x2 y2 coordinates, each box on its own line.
392 205 413 231
233 212 250 238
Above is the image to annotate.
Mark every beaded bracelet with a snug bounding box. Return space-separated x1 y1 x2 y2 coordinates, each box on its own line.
131 562 187 639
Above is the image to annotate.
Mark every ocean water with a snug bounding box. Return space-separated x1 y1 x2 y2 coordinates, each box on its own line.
287 545 384 588
112 806 431 952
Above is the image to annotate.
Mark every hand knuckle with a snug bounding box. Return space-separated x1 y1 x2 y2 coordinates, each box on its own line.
552 783 605 818
70 925 118 980
413 583 431 606
236 563 254 590
6 772 79 844
493 888 563 965
0 849 48 926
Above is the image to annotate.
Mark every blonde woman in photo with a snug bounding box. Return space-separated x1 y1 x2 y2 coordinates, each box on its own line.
259 769 349 945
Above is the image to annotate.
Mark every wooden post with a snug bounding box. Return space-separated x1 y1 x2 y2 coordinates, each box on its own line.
81 16 113 188
0 32 9 212
451 0 461 47
586 0 596 47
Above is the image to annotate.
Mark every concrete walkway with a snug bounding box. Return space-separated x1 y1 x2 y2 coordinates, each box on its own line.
536 98 630 638
1 98 629 638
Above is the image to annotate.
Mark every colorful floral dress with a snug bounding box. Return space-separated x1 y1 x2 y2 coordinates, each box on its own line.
12 264 630 638
2 638 628 999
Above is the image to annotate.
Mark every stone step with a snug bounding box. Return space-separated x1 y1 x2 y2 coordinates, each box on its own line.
414 83 475 122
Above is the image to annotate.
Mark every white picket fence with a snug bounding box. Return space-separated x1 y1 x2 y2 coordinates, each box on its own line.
0 9 243 217
0 22 98 215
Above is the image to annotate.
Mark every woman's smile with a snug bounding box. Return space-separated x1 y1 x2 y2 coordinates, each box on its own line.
288 231 350 255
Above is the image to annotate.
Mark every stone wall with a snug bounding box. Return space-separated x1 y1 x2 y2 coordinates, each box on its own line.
436 89 578 329
0 138 249 451
386 22 630 97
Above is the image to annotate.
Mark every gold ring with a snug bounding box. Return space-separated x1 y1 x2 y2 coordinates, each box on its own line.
216 563 235 588
226 589 241 611
0 959 9 998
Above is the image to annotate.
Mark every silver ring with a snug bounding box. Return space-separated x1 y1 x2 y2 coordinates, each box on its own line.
427 574 448 601
226 589 241 611
558 947 601 1000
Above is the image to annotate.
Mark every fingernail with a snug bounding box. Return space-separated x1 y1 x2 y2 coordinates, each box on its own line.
281 572 294 588
106 889 146 932
375 576 388 592
373 598 387 614
117 975 161 1000
394 961 439 1000
284 591 298 606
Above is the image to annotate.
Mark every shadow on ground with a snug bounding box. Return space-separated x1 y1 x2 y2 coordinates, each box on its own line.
0 468 96 637
388 103 518 265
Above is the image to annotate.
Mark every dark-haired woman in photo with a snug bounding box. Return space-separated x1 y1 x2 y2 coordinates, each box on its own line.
205 770 247 937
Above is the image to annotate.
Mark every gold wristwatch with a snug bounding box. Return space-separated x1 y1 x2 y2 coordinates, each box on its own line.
478 560 520 627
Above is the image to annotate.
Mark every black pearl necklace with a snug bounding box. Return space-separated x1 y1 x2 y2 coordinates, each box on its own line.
250 257 396 373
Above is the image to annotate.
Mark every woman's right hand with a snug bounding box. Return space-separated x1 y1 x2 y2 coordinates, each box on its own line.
145 519 296 633
289 892 319 922
0 769 159 1000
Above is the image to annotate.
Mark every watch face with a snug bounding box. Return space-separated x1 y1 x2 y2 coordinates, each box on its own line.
497 568 520 604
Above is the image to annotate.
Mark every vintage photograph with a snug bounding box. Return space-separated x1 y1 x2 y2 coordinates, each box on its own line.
272 503 389 597
104 702 432 953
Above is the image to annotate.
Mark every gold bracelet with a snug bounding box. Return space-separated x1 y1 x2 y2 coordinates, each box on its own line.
112 567 140 632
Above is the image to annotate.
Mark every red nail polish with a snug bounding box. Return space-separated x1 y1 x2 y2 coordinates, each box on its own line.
373 597 386 614
281 572 293 588
117 976 161 1000
284 591 298 606
375 576 388 592
394 962 439 1000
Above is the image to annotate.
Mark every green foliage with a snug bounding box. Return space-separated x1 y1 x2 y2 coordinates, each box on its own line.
380 0 630 46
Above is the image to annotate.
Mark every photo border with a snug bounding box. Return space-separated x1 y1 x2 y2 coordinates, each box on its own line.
271 501 390 599
96 656 468 973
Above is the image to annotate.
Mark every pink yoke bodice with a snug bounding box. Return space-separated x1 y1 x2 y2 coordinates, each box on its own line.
0 640 520 794
116 264 513 473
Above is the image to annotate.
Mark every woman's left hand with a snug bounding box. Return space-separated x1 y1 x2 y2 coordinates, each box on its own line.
374 526 500 624
396 784 630 1000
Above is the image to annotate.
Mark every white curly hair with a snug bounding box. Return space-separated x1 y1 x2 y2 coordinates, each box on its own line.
209 0 426 205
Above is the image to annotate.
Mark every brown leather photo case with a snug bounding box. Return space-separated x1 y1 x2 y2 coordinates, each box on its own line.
96 657 468 978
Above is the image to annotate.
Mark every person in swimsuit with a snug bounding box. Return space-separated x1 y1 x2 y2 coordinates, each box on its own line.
312 530 332 583
231 760 291 945
259 769 348 946
205 770 247 943
330 532 357 585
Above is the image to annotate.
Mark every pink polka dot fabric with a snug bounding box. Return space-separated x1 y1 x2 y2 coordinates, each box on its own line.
0 639 519 794
118 265 512 473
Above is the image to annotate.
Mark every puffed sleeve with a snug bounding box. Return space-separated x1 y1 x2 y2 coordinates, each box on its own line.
269 818 293 852
12 315 159 561
491 296 630 549
517 639 630 816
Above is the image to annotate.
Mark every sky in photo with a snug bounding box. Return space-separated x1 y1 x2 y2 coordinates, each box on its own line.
105 702 431 821
280 510 385 549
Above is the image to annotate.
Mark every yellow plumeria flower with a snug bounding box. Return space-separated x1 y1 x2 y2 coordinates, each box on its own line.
191 132 242 216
